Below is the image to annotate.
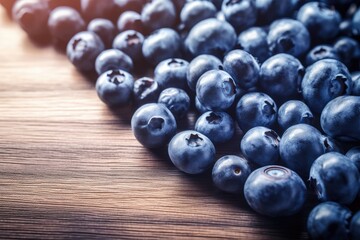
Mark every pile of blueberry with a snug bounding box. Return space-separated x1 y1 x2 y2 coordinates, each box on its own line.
4 0 360 238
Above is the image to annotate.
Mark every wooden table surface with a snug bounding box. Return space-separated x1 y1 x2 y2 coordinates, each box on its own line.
0 8 311 239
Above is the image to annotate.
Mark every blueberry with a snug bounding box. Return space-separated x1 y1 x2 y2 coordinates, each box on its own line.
301 59 352 115
212 155 251 194
305 45 340 66
309 152 360 204
80 0 119 22
333 37 360 68
255 0 299 25
277 100 313 131
351 7 360 38
244 165 307 217
142 28 181 66
48 6 86 49
267 18 310 57
47 0 81 11
346 146 360 172
114 0 147 13
66 31 105 72
179 0 217 31
117 11 145 33
223 49 260 91
141 0 177 33
279 124 333 179
154 58 189 90
133 77 162 107
236 27 270 63
12 0 50 41
320 95 360 142
113 30 145 65
87 18 116 49
241 126 280 167
221 0 257 33
235 92 277 133
350 210 360 240
297 2 341 42
186 54 223 92
196 70 237 112
259 53 304 104
131 103 177 148
195 111 235 144
95 69 134 107
307 202 351 240
95 49 133 75
184 18 237 59
168 130 215 174
158 88 190 119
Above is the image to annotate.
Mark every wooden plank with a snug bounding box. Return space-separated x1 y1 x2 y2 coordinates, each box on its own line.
0 8 309 239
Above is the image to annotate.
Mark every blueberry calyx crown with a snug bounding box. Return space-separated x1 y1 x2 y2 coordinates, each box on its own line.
329 74 348 96
186 133 203 147
264 130 280 148
107 70 125 85
72 38 86 51
222 78 237 97
168 58 184 68
148 117 164 131
262 100 276 116
126 33 141 46
279 37 295 52
206 112 222 124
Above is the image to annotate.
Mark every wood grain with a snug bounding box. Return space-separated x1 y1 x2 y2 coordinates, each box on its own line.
0 8 311 239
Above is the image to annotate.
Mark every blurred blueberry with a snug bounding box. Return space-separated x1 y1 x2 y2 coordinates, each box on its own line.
95 49 133 75
141 0 177 33
350 210 360 240
67 31 105 72
87 18 116 49
117 11 145 34
113 30 145 65
346 146 360 172
12 0 50 42
184 18 237 59
142 28 181 66
180 0 217 31
221 0 257 33
48 6 86 49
